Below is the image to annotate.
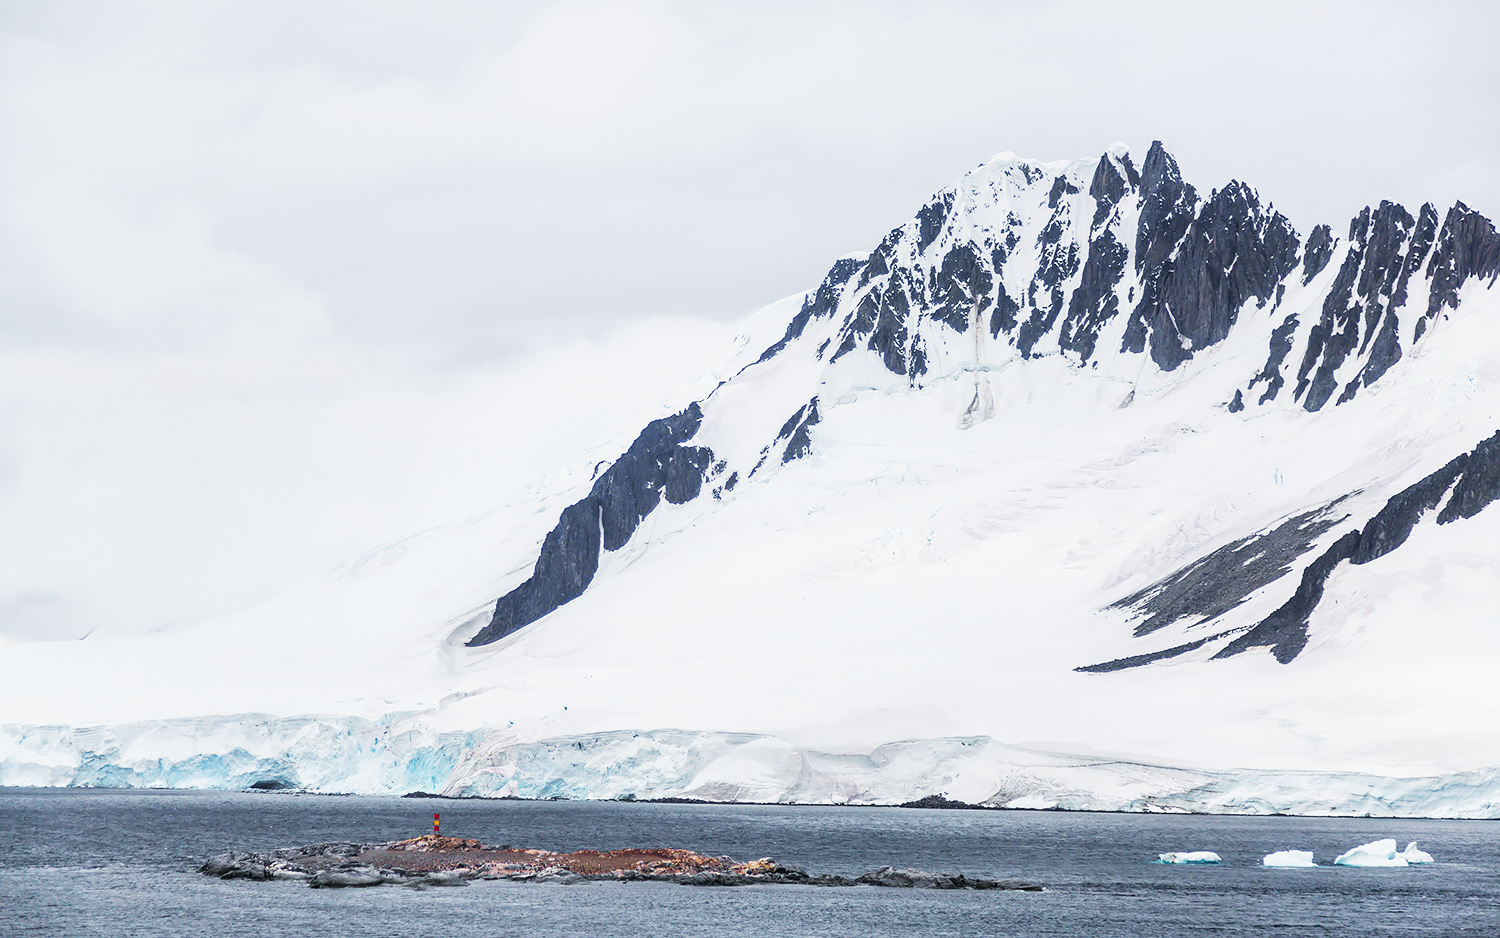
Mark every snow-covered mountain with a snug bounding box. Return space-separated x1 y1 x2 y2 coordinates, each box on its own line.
5 142 1500 816
466 141 1500 669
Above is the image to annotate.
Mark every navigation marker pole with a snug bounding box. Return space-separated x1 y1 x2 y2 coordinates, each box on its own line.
434 813 440 835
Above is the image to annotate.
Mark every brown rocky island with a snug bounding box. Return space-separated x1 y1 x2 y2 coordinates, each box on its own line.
200 834 1043 891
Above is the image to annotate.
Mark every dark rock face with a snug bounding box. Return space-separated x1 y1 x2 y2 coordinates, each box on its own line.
854 228 897 289
1075 635 1219 673
927 242 993 333
778 398 821 464
1107 502 1349 640
1017 204 1083 357
1091 431 1500 670
1120 142 1196 360
1247 315 1299 403
1395 204 1439 313
468 404 712 647
1293 201 1436 411
1058 228 1127 362
1419 201 1500 341
1088 154 1133 230
1301 224 1336 284
1219 430 1500 663
1048 174 1080 208
1120 141 1199 365
824 141 1447 388
988 280 1021 338
471 499 602 647
869 278 915 375
831 233 923 378
1133 141 1199 277
755 256 865 365
1127 178 1299 371
915 193 954 253
1341 306 1401 405
1058 155 1138 362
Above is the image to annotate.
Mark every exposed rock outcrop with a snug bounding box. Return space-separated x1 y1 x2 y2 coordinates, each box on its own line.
468 404 713 646
1218 429 1500 662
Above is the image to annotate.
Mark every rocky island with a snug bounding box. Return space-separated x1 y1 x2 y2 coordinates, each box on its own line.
200 834 1043 891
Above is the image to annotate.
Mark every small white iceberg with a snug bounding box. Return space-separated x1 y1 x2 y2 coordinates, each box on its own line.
1262 850 1317 867
1334 838 1408 867
1399 842 1434 864
1157 851 1221 864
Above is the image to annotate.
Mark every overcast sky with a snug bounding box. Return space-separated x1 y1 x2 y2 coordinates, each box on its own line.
2 0 1497 644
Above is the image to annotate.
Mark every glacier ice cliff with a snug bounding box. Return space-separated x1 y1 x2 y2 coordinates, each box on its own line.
7 718 1500 819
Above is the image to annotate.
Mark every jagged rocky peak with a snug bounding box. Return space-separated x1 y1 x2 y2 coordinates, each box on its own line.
1121 145 1301 372
468 141 1500 648
1087 145 1140 231
1236 194 1500 416
813 140 1306 377
1133 141 1199 277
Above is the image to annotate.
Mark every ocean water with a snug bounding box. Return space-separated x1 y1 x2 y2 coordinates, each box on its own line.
2 788 1498 937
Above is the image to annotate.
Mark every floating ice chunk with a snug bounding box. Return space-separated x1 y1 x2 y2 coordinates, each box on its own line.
1399 842 1434 864
1333 839 1408 867
1262 850 1317 867
1157 852 1221 864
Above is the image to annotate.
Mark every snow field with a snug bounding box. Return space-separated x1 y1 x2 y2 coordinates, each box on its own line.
2 148 1499 815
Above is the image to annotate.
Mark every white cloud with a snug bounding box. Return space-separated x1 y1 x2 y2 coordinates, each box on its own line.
3 181 328 342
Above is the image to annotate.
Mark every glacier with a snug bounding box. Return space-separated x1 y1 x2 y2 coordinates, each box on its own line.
7 718 1500 818
3 141 1500 816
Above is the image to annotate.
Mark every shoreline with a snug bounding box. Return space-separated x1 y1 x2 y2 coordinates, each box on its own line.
6 784 1497 822
199 833 1046 891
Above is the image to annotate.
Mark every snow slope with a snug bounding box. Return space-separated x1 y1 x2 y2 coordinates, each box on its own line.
4 142 1500 816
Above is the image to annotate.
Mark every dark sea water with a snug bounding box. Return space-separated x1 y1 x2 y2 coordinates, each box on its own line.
3 788 1498 937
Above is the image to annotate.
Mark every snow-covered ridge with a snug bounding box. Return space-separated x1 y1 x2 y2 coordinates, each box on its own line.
469 140 1500 660
7 718 1500 819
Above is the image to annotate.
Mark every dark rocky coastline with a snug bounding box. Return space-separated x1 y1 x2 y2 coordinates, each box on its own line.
199 834 1043 891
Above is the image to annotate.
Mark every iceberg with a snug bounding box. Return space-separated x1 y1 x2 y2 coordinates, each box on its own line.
1333 839 1408 867
1399 842 1434 864
1157 852 1221 864
1261 850 1317 867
